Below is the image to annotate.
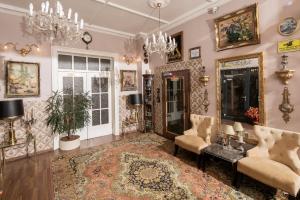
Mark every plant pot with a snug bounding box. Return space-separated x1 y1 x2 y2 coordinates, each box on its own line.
59 135 80 151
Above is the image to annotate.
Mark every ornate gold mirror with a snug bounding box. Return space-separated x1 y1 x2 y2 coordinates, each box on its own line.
216 53 265 131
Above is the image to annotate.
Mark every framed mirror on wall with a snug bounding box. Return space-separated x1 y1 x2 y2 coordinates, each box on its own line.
216 53 265 132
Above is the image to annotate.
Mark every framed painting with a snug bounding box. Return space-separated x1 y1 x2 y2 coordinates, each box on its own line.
189 46 201 59
214 4 260 51
120 70 137 91
278 17 299 36
278 38 300 53
167 31 183 63
6 61 40 97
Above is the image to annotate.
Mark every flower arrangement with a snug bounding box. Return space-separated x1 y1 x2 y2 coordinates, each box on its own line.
244 107 259 124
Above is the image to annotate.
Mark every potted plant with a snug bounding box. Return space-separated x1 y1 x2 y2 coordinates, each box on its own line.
46 90 91 151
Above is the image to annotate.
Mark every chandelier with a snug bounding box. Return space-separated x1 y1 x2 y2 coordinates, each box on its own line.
26 1 84 44
144 1 177 57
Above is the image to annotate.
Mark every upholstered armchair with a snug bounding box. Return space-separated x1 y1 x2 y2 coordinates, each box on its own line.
174 114 214 167
237 125 300 199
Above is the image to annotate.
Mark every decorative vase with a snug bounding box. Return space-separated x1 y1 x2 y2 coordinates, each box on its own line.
59 135 80 151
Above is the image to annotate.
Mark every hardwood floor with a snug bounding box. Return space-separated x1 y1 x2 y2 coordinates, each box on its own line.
0 133 131 200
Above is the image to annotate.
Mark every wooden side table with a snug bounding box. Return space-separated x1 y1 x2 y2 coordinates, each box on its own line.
0 134 37 172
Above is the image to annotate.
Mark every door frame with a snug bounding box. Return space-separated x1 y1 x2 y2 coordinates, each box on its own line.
51 46 121 150
162 69 190 140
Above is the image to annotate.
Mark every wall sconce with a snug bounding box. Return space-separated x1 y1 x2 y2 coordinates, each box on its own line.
122 55 139 65
279 87 294 123
2 42 40 56
199 66 210 87
275 55 295 85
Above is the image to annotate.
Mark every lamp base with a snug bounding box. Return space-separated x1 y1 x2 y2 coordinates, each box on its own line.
7 120 17 145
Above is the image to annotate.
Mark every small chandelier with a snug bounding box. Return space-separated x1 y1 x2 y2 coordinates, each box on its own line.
26 1 84 44
144 1 177 58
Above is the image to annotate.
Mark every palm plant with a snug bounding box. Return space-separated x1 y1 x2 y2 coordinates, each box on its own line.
46 90 91 140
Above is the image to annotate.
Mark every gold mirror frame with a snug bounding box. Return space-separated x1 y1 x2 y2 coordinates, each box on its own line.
215 52 265 131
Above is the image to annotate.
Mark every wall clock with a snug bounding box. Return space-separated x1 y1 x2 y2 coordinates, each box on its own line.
82 31 92 49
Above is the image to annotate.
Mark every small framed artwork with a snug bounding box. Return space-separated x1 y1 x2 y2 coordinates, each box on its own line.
214 4 260 51
120 70 137 91
167 31 183 63
6 61 40 97
278 38 300 53
189 46 201 59
278 17 299 36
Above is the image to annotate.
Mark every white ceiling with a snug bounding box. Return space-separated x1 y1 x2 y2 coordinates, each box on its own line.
0 0 233 38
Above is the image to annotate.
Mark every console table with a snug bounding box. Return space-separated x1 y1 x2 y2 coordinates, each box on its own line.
201 142 254 186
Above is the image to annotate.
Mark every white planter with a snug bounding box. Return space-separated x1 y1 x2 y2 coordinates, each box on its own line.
59 135 80 151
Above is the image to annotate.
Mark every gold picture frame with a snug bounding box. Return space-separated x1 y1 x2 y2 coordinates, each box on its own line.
214 3 260 51
189 46 201 60
278 17 299 36
120 70 137 91
215 53 265 131
6 61 40 98
167 31 183 63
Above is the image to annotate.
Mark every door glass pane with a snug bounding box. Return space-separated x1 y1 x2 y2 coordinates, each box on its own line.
92 77 100 93
74 56 86 70
100 59 111 71
92 110 100 126
101 109 109 124
63 95 73 112
92 94 100 109
88 57 99 71
63 77 73 94
74 77 84 94
166 77 184 135
100 78 108 92
58 55 72 69
101 94 108 108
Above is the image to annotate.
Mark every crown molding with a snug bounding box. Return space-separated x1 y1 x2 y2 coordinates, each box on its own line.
150 0 233 33
94 0 169 24
0 3 135 39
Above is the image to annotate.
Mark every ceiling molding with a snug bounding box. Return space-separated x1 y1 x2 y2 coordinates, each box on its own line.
0 3 135 39
94 0 169 24
151 0 234 33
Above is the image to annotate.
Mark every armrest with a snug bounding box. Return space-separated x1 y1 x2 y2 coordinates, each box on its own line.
184 129 197 136
246 146 267 158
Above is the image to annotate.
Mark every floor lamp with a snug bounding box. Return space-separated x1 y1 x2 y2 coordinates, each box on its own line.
128 94 143 131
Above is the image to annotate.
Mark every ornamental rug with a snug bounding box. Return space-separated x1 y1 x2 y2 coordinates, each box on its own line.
52 133 288 200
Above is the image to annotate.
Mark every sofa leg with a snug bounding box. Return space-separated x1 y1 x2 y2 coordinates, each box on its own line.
197 154 201 169
234 172 243 190
174 144 179 156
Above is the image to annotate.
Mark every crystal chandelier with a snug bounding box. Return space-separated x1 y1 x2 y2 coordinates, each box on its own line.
144 2 177 57
26 1 84 44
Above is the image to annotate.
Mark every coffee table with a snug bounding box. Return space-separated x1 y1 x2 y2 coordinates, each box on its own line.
201 141 254 186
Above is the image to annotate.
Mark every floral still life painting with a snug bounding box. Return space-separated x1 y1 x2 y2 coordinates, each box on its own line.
215 4 260 51
6 61 40 97
121 70 137 91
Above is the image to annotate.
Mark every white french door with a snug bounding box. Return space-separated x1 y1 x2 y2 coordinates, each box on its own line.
57 53 113 140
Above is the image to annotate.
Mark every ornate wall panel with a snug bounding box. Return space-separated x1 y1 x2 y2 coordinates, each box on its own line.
153 58 205 134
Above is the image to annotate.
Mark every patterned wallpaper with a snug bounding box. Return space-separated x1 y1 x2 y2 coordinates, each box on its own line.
0 100 54 159
153 58 206 134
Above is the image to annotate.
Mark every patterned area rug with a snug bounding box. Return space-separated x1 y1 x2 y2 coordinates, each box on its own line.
52 133 288 200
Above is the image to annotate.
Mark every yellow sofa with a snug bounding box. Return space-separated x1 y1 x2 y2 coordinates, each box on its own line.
237 125 300 198
174 114 214 167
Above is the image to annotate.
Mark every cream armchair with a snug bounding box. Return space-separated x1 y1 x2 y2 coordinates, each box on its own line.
237 125 300 198
174 114 214 167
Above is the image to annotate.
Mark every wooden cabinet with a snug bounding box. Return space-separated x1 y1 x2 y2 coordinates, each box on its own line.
143 74 154 132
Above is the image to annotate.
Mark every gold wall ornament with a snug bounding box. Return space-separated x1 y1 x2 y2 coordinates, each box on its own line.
275 55 295 85
199 66 210 87
279 87 294 123
122 55 138 65
3 42 40 56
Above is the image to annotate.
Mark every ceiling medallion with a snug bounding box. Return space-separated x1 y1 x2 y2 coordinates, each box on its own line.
26 1 85 44
144 0 177 58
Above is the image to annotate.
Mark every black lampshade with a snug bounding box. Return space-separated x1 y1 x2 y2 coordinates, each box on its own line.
128 94 143 105
0 99 24 120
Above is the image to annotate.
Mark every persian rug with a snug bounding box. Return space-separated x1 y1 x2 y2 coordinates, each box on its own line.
52 133 288 200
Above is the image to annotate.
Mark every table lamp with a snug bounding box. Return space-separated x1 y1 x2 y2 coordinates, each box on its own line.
0 99 24 145
233 122 244 143
224 125 235 149
128 94 143 123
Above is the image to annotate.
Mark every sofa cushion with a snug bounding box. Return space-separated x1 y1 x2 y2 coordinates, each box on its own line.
175 135 208 154
238 157 300 196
